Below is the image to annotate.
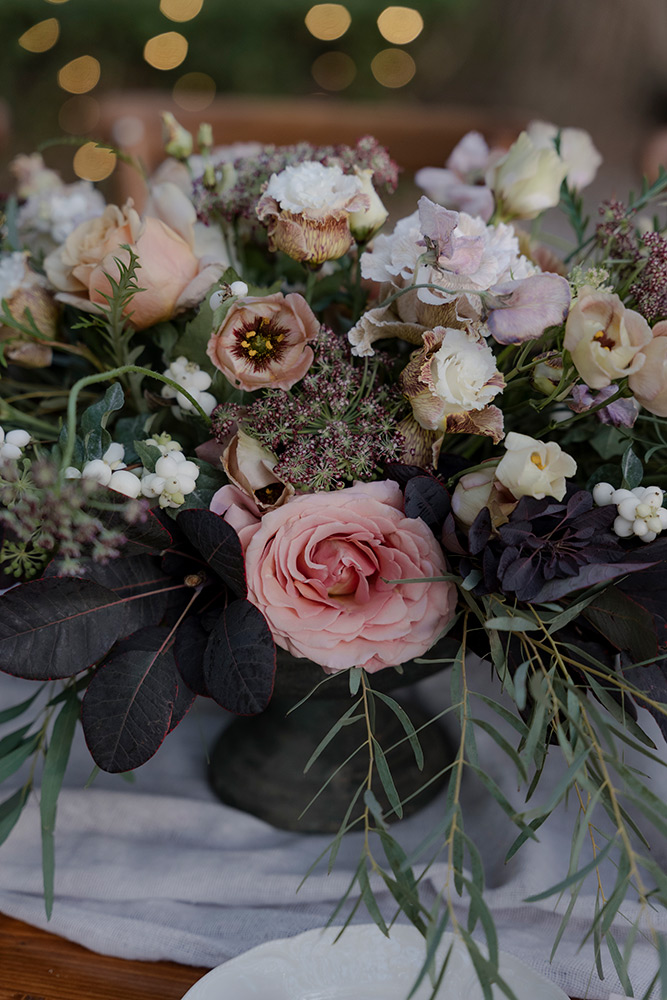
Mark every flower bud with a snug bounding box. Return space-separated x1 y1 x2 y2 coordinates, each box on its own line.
348 168 389 243
197 123 213 152
161 112 193 161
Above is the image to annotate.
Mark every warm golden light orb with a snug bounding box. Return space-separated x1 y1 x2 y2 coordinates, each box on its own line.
371 48 416 88
144 32 188 70
19 19 60 53
377 6 423 44
58 56 101 94
73 143 117 182
311 52 356 91
173 72 216 111
160 0 204 22
305 4 351 41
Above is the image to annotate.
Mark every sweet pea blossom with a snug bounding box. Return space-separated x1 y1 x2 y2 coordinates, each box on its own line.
495 432 577 501
256 161 369 266
488 131 568 220
564 286 651 389
415 131 497 222
526 121 602 191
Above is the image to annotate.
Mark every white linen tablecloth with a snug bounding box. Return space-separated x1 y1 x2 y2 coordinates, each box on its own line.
0 667 665 1000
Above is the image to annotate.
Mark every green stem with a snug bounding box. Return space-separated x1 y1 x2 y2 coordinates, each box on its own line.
61 365 211 473
374 281 482 312
351 251 364 323
304 268 319 306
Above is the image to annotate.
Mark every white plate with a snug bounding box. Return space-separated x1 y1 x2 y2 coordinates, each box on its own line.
181 924 569 1000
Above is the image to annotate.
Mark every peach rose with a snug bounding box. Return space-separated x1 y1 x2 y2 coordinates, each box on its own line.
629 320 667 416
563 286 651 389
206 292 319 391
239 480 456 673
44 197 223 330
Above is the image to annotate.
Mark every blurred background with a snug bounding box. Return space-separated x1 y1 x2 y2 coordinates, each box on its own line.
1 0 667 206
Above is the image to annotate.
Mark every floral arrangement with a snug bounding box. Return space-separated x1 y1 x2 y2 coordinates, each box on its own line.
1 115 667 996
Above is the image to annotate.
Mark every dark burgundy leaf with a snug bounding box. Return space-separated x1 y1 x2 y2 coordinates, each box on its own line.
81 626 179 772
382 463 430 489
99 507 173 556
566 491 594 519
174 615 211 697
0 578 134 680
169 681 196 732
623 662 667 742
469 507 492 556
583 586 658 665
65 555 173 631
177 508 247 598
531 559 654 603
204 599 276 715
404 476 450 533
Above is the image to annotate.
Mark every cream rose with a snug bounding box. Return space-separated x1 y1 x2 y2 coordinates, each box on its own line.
628 320 667 416
563 286 652 389
488 131 567 219
239 480 457 673
495 432 577 502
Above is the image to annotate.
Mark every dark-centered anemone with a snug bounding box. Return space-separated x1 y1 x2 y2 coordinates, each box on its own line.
230 316 291 372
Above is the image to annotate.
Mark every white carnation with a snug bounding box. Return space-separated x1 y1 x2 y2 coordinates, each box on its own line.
431 329 503 414
264 161 364 217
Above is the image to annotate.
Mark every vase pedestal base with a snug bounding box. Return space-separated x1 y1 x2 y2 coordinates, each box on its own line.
208 672 451 833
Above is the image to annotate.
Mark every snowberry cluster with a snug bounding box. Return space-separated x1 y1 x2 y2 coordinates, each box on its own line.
65 442 136 496
160 356 217 417
0 426 31 461
140 452 200 509
592 482 667 542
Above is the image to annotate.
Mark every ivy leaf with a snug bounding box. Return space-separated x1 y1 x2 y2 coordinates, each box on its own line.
134 440 162 474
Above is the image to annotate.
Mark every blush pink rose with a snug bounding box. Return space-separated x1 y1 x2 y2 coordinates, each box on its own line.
206 291 319 391
237 480 456 673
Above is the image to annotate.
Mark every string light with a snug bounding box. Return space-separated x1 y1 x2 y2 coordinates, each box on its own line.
72 143 117 182
18 19 60 53
311 52 356 91
144 32 188 70
173 72 216 111
376 6 423 44
304 4 351 41
371 48 416 88
160 0 204 21
58 56 101 95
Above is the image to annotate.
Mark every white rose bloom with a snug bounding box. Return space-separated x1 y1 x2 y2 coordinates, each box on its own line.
488 132 568 219
496 432 577 501
263 161 364 216
526 121 602 191
431 329 503 414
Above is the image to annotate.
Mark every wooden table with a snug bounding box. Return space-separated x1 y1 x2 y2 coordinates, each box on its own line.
0 914 209 1000
0 912 582 1000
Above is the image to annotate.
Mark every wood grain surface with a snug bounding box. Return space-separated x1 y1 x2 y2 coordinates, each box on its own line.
0 913 209 1000
0 912 582 1000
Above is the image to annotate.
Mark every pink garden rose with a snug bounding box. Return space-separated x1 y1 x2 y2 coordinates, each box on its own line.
206 291 319 391
233 480 456 673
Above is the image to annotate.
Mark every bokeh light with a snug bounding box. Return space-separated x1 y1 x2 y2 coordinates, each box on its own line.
44 0 70 4
73 142 117 182
159 0 204 21
304 4 351 41
311 52 356 91
144 32 188 70
173 71 216 111
371 48 416 88
19 19 60 53
58 56 101 95
59 95 100 134
376 6 423 44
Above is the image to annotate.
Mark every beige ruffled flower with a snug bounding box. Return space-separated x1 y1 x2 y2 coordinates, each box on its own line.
0 252 56 367
400 326 505 445
563 286 651 389
256 161 369 267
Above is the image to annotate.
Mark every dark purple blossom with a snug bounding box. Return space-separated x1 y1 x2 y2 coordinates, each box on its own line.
568 384 639 427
